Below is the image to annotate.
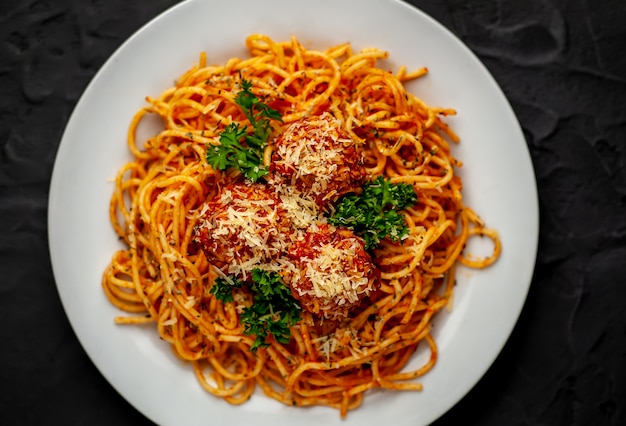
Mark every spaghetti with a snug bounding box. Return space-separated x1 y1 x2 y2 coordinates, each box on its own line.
102 34 501 417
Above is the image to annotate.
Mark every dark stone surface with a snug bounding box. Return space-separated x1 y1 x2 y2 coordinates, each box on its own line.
1 0 624 424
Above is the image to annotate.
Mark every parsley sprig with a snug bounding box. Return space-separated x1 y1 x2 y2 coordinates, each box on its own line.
205 79 282 182
329 176 418 249
210 269 301 351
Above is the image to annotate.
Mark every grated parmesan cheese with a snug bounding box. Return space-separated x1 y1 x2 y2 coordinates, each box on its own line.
286 224 377 319
270 112 366 206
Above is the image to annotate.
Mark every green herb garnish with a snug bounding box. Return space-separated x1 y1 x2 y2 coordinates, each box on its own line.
210 268 301 351
329 176 418 249
205 79 282 182
242 269 301 350
210 275 243 303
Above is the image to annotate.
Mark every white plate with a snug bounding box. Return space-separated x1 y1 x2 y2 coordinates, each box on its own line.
48 0 538 425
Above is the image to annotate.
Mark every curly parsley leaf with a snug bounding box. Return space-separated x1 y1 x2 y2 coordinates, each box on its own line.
211 268 301 351
329 176 418 249
235 79 282 150
210 275 244 303
242 269 301 351
205 79 282 182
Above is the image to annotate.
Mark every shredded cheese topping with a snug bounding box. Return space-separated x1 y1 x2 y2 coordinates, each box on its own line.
295 231 374 310
195 183 324 277
271 112 364 203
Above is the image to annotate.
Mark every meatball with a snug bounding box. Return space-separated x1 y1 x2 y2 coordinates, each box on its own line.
284 223 379 320
193 183 292 279
270 113 367 207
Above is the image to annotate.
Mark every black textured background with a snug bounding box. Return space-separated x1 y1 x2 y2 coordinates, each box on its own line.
1 0 625 425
